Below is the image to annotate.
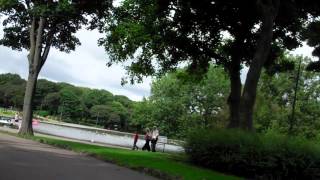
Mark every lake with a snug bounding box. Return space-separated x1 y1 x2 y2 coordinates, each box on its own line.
33 122 184 153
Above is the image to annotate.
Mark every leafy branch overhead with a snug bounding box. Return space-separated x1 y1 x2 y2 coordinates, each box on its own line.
0 0 111 52
101 0 310 83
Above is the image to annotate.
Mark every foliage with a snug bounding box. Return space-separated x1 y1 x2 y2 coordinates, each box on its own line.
42 92 60 115
34 79 60 109
0 73 134 131
303 20 320 72
35 110 49 117
0 0 111 53
0 73 25 109
0 107 16 117
58 87 83 120
131 67 230 138
83 89 113 109
0 0 113 135
130 99 154 131
185 129 320 179
89 104 116 127
101 0 314 130
255 56 320 138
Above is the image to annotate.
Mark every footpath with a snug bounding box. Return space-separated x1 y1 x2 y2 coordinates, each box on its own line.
0 130 157 180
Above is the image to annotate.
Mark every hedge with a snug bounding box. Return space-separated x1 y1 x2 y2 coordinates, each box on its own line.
185 129 320 179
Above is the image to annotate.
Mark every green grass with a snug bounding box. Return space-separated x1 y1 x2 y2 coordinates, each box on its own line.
0 108 16 117
25 135 240 180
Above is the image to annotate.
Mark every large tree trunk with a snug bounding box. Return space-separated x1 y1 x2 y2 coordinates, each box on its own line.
240 0 280 131
227 65 242 128
19 70 39 135
227 33 245 129
18 17 47 135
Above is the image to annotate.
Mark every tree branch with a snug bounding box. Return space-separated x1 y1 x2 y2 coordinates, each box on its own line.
39 31 54 70
28 17 36 65
33 17 46 73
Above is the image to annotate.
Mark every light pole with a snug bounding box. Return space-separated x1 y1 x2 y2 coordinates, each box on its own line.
95 112 99 127
59 102 65 121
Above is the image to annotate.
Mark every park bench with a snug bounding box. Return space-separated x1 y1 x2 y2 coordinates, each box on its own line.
157 136 168 152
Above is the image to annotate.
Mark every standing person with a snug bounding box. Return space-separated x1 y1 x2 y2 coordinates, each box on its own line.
151 126 159 152
142 128 151 151
14 113 18 121
132 131 139 150
12 113 18 124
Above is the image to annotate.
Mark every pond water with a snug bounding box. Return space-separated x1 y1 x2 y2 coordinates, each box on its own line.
33 122 184 153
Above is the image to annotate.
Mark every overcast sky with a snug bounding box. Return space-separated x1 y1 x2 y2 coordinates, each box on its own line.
0 26 152 101
0 22 316 101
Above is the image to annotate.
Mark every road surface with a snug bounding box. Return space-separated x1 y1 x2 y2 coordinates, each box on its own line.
0 132 158 180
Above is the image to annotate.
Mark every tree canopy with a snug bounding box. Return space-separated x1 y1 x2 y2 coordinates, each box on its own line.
131 66 230 138
101 0 318 130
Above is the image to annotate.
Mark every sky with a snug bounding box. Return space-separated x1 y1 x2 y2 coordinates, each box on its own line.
0 26 152 101
0 22 317 101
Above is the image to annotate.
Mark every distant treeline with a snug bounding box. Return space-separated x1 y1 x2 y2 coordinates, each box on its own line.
0 73 134 131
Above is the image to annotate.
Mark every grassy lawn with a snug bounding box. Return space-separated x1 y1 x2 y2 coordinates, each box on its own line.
0 108 16 117
22 135 240 180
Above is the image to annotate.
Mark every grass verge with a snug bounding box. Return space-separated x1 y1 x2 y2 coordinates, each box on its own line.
6 131 240 180
0 108 16 117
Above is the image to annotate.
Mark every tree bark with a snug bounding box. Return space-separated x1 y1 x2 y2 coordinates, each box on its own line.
227 34 245 129
18 17 47 135
19 71 39 135
227 65 242 128
240 0 280 131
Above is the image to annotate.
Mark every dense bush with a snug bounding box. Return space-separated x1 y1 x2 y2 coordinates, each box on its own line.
185 129 320 179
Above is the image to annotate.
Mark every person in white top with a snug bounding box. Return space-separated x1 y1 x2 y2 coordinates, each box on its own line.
13 113 18 125
151 126 159 152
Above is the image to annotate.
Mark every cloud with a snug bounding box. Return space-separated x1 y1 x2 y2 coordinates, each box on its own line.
0 47 29 78
0 26 151 101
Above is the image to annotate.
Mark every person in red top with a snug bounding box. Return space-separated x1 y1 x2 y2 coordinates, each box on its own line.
132 132 139 150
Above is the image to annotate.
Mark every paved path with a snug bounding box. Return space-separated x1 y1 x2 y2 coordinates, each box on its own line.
0 133 158 180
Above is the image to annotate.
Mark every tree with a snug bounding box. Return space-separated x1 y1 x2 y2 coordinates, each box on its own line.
303 21 320 72
113 95 132 108
90 104 123 129
0 0 112 135
82 89 113 109
0 74 26 109
42 92 60 115
58 87 82 121
131 67 230 138
130 99 155 131
109 101 129 130
90 105 111 126
101 0 309 131
255 55 320 138
34 79 59 109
